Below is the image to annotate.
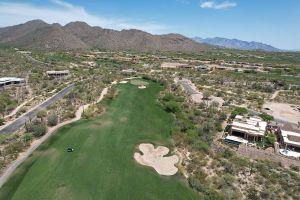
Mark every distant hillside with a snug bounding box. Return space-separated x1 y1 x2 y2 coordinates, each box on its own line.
192 37 281 52
0 20 215 52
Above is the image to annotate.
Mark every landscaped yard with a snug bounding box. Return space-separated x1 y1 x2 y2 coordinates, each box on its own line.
0 82 198 200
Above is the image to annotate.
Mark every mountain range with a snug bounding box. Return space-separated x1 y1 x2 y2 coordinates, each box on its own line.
0 20 214 52
192 37 281 52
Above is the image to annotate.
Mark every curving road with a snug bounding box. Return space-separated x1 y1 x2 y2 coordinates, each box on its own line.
0 84 75 135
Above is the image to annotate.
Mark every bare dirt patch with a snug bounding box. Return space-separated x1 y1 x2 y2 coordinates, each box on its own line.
263 102 300 124
134 143 179 176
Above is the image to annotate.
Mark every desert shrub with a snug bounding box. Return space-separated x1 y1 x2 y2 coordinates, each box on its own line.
193 140 209 153
231 107 248 117
210 101 219 108
188 176 224 200
47 112 58 126
260 113 274 121
37 110 47 119
0 118 4 126
203 91 211 100
0 92 17 115
222 149 233 158
201 121 214 133
25 120 47 137
290 164 300 172
18 107 27 114
247 187 259 200
219 112 227 121
162 93 175 101
215 122 223 132
265 133 276 147
164 101 181 113
22 134 33 143
62 110 75 119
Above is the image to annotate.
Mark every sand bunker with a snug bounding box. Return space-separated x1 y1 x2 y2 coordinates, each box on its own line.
134 143 179 176
138 85 146 89
120 81 128 84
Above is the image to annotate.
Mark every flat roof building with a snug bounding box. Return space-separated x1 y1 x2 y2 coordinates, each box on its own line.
0 77 25 88
278 130 300 158
47 70 70 77
121 69 136 74
280 130 300 149
229 115 267 141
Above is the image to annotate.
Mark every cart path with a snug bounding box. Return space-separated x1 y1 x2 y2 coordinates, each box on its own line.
270 90 281 100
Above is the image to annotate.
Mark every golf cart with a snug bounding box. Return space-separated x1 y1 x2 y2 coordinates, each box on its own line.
67 147 75 152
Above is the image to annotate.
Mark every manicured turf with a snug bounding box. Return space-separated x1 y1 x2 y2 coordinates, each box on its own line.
130 79 149 86
0 82 198 200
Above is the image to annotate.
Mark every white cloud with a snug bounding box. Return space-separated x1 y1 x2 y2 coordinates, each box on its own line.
0 0 167 34
200 1 237 10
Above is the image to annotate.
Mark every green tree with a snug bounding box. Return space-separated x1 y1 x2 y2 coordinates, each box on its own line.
231 107 248 117
260 113 274 121
265 133 276 147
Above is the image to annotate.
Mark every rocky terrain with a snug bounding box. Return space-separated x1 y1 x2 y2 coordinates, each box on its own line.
193 36 280 52
0 20 214 52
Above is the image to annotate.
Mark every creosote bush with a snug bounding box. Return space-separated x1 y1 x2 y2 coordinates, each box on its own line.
47 112 58 127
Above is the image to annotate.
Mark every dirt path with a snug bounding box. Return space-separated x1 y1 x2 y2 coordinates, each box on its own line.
3 98 34 120
270 90 281 100
0 86 110 188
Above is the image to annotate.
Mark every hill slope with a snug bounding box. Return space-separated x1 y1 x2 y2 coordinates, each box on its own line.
193 36 280 52
0 20 214 52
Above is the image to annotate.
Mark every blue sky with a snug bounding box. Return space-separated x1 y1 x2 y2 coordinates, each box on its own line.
0 0 299 49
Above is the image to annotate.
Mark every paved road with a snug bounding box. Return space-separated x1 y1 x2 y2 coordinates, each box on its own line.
0 84 75 135
178 80 198 95
24 54 53 67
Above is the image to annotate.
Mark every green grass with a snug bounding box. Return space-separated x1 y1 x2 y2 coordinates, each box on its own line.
0 82 198 200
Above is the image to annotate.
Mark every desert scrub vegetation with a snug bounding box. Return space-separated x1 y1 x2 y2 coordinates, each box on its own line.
274 90 300 104
0 92 18 117
188 147 300 200
157 75 300 199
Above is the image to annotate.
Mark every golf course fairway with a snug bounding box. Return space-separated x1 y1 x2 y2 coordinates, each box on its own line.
0 82 199 200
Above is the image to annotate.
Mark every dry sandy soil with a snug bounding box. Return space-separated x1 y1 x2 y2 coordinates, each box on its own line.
263 102 300 124
134 143 179 176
